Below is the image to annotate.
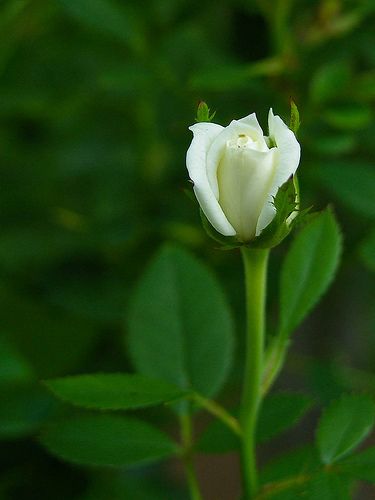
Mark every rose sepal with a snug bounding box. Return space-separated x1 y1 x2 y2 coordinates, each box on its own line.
249 175 307 249
199 209 242 250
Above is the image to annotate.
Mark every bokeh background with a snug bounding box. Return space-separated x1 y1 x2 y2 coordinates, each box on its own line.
1 0 375 498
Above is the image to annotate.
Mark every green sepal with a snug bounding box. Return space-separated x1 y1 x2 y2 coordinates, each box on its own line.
199 209 241 250
196 101 216 123
250 176 308 249
290 99 300 135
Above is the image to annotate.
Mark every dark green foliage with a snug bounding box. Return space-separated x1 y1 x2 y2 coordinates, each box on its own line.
82 472 182 500
0 292 100 378
314 161 375 218
257 392 314 444
258 394 375 498
197 414 240 454
0 336 33 384
0 384 56 439
296 473 352 500
260 445 321 486
360 227 375 271
258 473 351 500
339 446 375 483
1 0 375 497
57 0 145 52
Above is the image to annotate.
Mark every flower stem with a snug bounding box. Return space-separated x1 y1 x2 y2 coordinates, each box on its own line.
180 412 203 500
240 247 270 499
192 392 242 436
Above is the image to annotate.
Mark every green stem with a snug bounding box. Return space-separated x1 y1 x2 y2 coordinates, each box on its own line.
180 413 203 500
255 473 311 499
192 393 242 436
240 247 270 499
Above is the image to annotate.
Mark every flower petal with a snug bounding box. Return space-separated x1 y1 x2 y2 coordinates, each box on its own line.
206 119 268 199
237 112 264 136
217 146 278 241
256 109 301 234
186 123 236 236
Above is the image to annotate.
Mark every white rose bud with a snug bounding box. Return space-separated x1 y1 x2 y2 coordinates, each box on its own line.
186 109 301 242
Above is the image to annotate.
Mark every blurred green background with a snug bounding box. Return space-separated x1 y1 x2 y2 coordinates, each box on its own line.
1 0 375 498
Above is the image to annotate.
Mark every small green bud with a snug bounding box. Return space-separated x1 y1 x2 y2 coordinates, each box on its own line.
196 101 217 123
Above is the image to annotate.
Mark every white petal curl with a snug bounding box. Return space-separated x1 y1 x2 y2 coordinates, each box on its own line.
186 123 236 236
256 109 301 234
237 112 265 135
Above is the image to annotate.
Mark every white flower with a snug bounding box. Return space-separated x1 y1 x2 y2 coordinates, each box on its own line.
186 109 300 242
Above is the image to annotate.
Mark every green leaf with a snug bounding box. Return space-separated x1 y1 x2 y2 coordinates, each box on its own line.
45 373 188 410
57 0 144 52
314 161 375 219
279 209 342 336
40 415 178 467
0 385 56 439
316 394 375 464
338 446 375 483
257 392 314 444
127 245 234 398
197 392 313 453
